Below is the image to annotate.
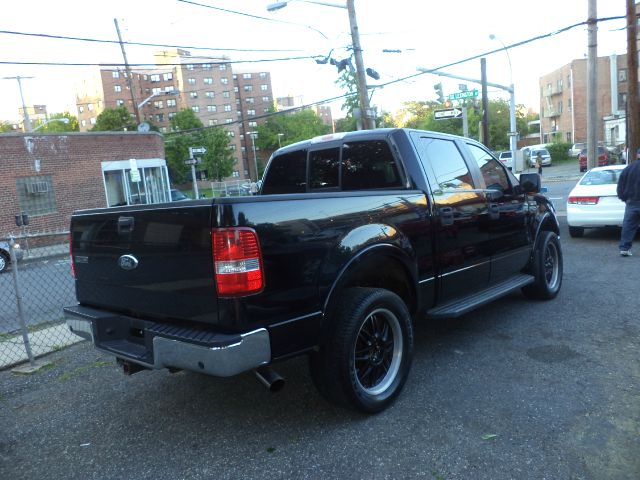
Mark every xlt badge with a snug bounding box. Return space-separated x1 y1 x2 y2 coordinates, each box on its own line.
117 255 139 271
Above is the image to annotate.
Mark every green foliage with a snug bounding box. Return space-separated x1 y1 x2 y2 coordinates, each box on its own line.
0 121 18 133
170 108 204 131
546 141 572 163
255 109 330 150
165 110 234 183
33 112 79 132
91 106 137 132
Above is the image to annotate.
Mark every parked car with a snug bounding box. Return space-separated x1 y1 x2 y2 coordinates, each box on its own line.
578 146 618 172
529 148 552 167
498 151 513 169
569 142 586 157
0 240 24 273
170 188 190 201
566 165 626 237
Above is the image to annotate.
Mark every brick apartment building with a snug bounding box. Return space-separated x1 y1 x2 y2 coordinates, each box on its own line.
75 49 275 182
0 132 165 236
539 54 628 147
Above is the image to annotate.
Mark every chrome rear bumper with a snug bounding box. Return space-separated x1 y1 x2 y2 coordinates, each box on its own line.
64 305 271 377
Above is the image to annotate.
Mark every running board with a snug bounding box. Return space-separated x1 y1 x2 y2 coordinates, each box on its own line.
427 274 535 319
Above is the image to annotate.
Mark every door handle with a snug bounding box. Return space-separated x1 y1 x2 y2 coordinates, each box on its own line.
439 207 454 226
117 216 135 235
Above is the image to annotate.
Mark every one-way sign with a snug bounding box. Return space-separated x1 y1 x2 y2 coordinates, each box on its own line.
434 108 463 120
189 146 207 155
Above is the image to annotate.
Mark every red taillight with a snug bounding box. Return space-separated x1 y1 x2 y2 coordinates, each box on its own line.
568 196 600 205
69 232 76 278
212 228 264 297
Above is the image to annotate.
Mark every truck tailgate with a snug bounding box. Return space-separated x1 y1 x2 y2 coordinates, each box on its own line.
71 203 219 325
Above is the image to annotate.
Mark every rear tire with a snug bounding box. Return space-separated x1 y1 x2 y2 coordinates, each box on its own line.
522 231 563 300
0 252 8 273
309 288 413 413
568 226 584 238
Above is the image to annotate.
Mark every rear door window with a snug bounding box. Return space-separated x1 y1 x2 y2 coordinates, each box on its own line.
309 148 340 190
261 150 307 194
342 140 403 190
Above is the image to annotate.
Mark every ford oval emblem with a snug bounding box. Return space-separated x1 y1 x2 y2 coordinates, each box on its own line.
117 254 139 271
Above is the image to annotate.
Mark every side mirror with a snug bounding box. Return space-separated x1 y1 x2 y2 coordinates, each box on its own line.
519 173 541 193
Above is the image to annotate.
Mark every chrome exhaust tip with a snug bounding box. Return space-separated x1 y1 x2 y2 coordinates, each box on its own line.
254 366 285 392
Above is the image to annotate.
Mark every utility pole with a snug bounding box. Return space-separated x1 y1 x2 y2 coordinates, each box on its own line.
481 58 489 149
626 0 639 164
586 0 598 170
3 76 34 132
114 19 140 124
347 0 374 130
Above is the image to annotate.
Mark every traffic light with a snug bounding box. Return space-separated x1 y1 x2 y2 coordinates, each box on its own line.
434 83 444 103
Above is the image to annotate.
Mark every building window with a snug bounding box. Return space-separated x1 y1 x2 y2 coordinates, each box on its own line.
16 176 58 216
186 64 194 70
558 100 563 114
557 79 563 91
152 87 162 95
78 105 84 113
247 109 256 116
619 93 628 109
192 106 200 113
232 170 240 177
229 145 236 151
116 99 125 106
228 131 235 137
87 103 94 111
225 118 233 124
188 78 196 85
566 132 572 142
234 86 239 93
81 119 86 127
190 91 198 99
153 100 163 109
155 114 164 122
243 73 252 79
209 119 218 126
264 108 270 113
112 71 120 78
619 68 628 82
259 72 267 79
232 74 237 80
223 91 230 98
163 72 173 81
206 91 215 98
244 85 253 92
150 74 160 82
204 77 213 85
248 121 257 127
114 85 122 92
224 104 232 112
207 105 217 112
221 77 229 85
260 84 268 91
203 63 212 70
568 98 572 112
166 99 176 107
220 64 227 71
262 96 270 102
245 97 255 104
168 112 176 120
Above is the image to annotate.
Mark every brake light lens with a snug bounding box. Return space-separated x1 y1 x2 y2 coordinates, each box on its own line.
568 196 600 205
212 228 264 297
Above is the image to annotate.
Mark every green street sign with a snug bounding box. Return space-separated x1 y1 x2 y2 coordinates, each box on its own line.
448 89 479 100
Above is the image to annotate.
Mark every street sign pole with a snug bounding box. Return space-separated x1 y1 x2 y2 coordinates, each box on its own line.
188 147 207 199
462 104 469 138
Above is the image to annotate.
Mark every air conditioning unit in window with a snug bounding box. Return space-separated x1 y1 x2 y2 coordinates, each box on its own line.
26 181 49 195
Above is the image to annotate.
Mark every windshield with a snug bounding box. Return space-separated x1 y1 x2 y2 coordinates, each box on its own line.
532 149 549 156
579 169 622 185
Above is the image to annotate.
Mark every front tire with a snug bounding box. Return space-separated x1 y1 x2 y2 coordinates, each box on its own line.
0 253 8 273
310 288 413 413
522 231 563 300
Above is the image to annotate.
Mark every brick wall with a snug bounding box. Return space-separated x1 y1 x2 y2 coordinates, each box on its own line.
0 132 164 236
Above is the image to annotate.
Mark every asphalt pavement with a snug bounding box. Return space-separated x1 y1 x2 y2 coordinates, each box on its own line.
1 217 638 480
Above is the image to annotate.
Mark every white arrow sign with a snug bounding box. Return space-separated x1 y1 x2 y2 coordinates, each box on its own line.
190 146 207 155
434 108 463 120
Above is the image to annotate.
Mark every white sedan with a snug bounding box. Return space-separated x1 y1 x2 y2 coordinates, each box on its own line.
566 165 626 238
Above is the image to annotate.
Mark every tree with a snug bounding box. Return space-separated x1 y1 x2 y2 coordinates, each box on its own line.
333 69 388 132
91 106 137 132
32 112 79 132
255 109 329 151
165 108 234 183
0 121 18 133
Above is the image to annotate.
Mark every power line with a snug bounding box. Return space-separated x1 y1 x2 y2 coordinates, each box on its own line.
0 56 323 67
0 29 307 53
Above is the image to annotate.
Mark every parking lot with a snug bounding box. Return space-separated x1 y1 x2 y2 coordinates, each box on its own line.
1 219 639 480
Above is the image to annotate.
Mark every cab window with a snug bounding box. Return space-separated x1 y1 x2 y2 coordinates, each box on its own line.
467 144 511 194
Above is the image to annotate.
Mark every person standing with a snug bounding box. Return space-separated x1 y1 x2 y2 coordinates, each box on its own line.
616 159 640 256
535 152 543 175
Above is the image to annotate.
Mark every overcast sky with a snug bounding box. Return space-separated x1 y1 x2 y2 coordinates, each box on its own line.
0 0 631 122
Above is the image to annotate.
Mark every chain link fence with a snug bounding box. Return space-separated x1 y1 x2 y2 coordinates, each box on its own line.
0 231 80 370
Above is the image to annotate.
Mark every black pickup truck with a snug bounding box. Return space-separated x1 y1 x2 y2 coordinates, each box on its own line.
64 128 562 413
